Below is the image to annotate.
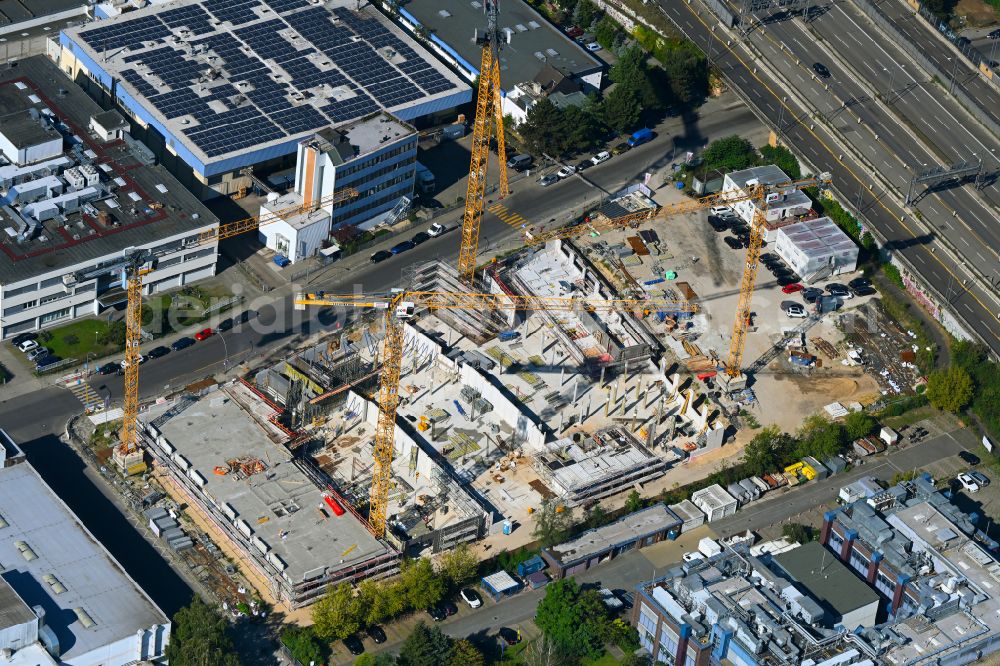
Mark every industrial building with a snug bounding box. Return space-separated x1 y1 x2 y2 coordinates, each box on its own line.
0 56 219 339
723 165 813 241
772 542 880 629
138 382 399 609
257 112 418 263
0 440 170 666
541 503 681 578
773 216 859 281
396 0 603 107
632 545 881 666
59 0 469 197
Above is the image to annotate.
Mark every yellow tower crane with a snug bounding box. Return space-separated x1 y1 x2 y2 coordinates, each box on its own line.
487 173 832 384
76 189 359 473
457 0 509 284
294 290 698 538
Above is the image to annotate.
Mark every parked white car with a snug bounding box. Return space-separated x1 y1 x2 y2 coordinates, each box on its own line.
957 473 980 493
17 339 38 353
427 222 447 237
460 588 482 608
555 165 577 179
590 150 611 166
710 205 734 216
785 304 807 318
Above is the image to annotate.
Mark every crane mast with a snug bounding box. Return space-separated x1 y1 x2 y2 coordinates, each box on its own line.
295 290 697 538
457 0 509 284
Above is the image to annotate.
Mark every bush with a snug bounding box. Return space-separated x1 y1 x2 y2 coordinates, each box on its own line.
62 333 79 347
882 263 904 288
280 626 325 666
782 523 813 544
759 144 801 179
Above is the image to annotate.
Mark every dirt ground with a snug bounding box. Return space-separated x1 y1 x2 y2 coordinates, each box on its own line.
955 0 998 26
751 372 881 433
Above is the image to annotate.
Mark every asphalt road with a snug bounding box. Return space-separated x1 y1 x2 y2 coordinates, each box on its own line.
742 0 1000 271
659 0 1000 354
0 99 762 439
873 0 1000 130
709 427 969 536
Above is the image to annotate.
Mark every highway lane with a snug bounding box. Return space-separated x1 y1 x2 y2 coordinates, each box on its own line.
873 0 1000 129
738 5 1000 275
658 0 1000 353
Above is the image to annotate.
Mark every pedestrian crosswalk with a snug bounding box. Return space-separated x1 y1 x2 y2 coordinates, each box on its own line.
66 377 103 411
487 203 530 229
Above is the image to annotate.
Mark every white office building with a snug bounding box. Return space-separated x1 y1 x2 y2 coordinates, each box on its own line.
0 57 219 339
723 165 813 241
258 112 417 264
774 216 859 281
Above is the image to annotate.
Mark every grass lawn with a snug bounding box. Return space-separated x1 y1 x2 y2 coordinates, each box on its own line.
881 405 940 430
583 653 622 666
29 318 124 362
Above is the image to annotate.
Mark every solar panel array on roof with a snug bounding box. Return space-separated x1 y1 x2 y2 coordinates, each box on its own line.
73 0 461 159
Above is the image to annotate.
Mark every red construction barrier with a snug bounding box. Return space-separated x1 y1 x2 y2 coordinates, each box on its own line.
323 495 345 517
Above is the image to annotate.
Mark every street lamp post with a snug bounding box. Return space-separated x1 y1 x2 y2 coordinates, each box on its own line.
219 333 229 371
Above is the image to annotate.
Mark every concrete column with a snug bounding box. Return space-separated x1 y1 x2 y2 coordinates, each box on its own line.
600 365 606 387
866 552 883 584
586 394 593 420
604 388 611 417
572 377 579 404
674 624 692 666
820 510 837 546
891 575 911 615
840 529 858 561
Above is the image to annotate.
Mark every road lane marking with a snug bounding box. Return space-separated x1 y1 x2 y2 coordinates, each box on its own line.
961 237 970 246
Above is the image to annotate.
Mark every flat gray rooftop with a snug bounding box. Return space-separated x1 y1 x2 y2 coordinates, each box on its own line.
0 577 35 632
0 462 167 660
0 0 84 24
402 0 602 85
156 389 388 583
0 56 218 285
774 541 879 617
547 503 680 565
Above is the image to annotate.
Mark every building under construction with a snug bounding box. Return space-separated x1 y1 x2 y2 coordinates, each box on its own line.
138 381 398 609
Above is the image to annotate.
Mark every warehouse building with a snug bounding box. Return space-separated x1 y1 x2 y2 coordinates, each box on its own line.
723 165 813 241
774 216 858 282
541 504 681 578
0 443 170 666
0 57 219 340
396 0 603 107
258 112 418 263
59 0 469 198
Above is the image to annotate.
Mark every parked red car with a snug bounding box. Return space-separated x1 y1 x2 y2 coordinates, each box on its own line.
565 26 584 38
194 327 214 341
781 283 804 294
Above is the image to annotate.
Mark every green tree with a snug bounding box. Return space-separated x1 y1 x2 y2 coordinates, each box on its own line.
535 579 609 661
280 625 325 666
357 579 406 626
606 618 640 652
601 85 642 134
621 654 653 666
437 544 479 587
400 558 445 610
926 367 973 413
759 144 801 179
610 46 662 112
561 104 604 154
572 0 598 29
584 503 608 529
594 17 619 49
782 523 813 544
843 411 875 440
355 655 397 666
796 414 844 461
165 596 240 666
701 135 757 172
531 499 574 547
661 42 707 105
312 582 362 641
624 489 643 514
447 639 484 666
102 320 127 347
398 622 453 666
740 426 792 477
519 97 569 157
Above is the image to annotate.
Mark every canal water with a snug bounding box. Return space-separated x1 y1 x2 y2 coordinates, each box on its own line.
20 434 192 618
